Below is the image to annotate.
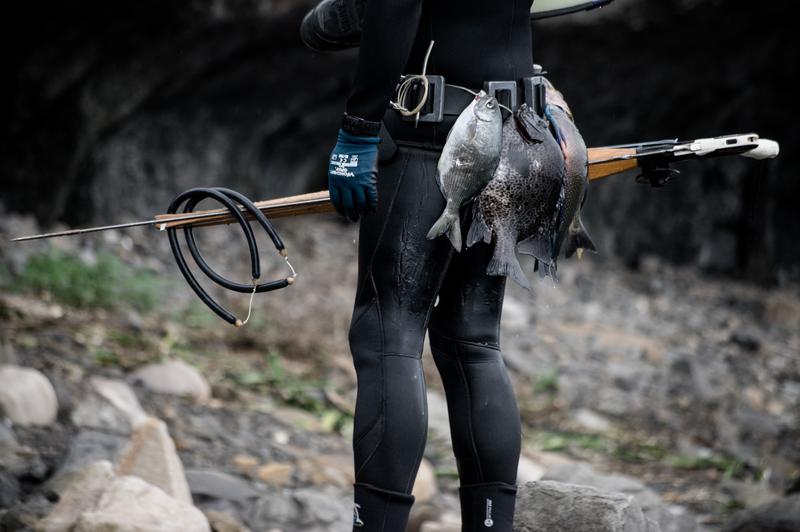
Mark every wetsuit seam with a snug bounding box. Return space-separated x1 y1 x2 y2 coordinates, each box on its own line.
456 356 484 482
431 332 501 351
383 351 422 359
405 357 428 492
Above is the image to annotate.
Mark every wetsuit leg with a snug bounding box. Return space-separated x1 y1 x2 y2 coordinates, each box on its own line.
428 240 521 532
349 144 454 531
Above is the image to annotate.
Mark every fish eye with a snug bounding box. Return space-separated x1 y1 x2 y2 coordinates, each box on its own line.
487 101 495 108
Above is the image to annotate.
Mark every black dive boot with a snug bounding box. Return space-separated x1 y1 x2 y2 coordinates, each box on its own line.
300 0 365 52
459 482 518 531
352 483 415 531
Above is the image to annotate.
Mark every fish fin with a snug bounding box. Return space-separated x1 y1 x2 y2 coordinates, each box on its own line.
514 104 547 144
517 236 551 263
466 205 492 248
564 217 597 259
540 259 559 282
427 208 462 251
487 239 530 290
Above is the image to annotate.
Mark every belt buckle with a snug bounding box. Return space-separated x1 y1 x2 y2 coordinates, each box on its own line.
522 75 547 117
401 74 445 123
483 81 518 113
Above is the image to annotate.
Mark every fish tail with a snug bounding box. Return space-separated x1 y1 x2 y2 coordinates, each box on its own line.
487 236 530 290
564 217 597 259
427 207 462 251
466 203 492 248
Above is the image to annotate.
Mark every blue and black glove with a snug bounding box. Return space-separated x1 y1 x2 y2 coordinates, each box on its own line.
328 127 380 222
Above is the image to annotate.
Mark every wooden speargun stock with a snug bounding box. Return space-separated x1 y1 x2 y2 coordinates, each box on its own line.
10 133 779 241
153 133 778 231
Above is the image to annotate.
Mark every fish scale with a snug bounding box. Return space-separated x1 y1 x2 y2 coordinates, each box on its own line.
427 91 503 251
467 103 566 289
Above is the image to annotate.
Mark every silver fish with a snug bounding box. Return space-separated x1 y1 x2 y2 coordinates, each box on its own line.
544 78 596 266
427 90 503 251
467 103 566 289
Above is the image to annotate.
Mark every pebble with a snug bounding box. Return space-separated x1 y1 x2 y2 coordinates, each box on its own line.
232 454 260 478
204 510 253 532
185 470 261 502
0 365 59 426
132 360 211 403
256 462 295 487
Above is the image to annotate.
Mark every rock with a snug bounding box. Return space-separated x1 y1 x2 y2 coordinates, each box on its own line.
517 455 546 484
256 462 295 487
296 454 353 488
74 475 210 532
412 459 438 503
0 470 20 510
572 408 612 433
719 479 781 509
420 513 461 532
52 430 128 492
0 365 59 426
0 331 17 365
0 421 17 447
186 470 260 502
116 417 192 504
231 454 260 478
426 390 453 441
1 492 54 531
543 462 697 532
204 510 253 532
36 460 116 532
408 503 441 532
132 360 211 403
721 493 800 532
514 480 651 532
71 377 147 435
245 486 351 531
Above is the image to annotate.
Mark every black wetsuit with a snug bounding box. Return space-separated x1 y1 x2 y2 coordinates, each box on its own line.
346 0 533 530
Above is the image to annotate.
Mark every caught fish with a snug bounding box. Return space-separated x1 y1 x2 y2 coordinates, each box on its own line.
427 91 503 251
467 103 566 289
543 78 596 267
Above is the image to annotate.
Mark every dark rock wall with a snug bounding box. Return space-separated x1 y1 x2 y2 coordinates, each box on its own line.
2 0 797 280
534 1 799 281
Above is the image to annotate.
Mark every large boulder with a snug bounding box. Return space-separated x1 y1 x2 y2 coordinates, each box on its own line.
132 360 211 403
0 365 59 426
36 460 116 532
71 377 147 435
74 475 210 532
543 462 697 532
513 480 660 532
721 493 800 532
116 416 193 504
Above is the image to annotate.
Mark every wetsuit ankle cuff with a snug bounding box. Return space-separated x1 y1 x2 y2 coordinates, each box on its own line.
353 482 415 531
459 482 518 531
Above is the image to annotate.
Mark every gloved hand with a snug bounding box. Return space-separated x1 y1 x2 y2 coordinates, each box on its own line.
328 128 380 222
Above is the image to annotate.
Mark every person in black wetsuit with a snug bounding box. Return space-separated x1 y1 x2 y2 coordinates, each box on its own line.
312 0 538 529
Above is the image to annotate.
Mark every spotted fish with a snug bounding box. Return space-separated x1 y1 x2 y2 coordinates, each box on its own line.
467 103 566 289
427 91 503 251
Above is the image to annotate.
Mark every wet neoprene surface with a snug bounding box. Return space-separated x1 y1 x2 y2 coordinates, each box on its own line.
349 143 521 531
345 0 536 122
345 1 534 529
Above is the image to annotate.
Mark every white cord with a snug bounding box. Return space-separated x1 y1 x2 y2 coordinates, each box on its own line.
389 41 514 123
390 40 436 125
